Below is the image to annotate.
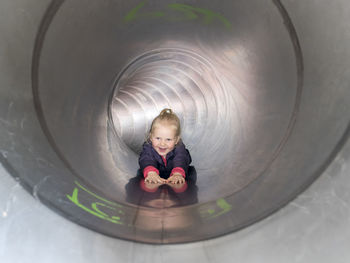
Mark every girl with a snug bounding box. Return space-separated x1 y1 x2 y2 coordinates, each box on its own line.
138 109 192 184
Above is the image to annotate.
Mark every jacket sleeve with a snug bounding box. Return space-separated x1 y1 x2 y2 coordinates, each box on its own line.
138 143 158 172
172 140 192 175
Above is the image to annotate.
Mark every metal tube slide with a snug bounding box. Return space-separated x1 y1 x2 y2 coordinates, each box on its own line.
1 0 350 245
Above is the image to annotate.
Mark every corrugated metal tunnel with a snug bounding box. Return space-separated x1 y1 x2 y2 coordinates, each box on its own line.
1 0 350 261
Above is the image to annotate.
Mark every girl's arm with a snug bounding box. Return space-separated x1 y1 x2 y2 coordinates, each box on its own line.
169 140 192 181
139 143 165 183
138 143 158 173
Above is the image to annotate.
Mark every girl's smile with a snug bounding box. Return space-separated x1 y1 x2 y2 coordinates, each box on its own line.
150 124 179 157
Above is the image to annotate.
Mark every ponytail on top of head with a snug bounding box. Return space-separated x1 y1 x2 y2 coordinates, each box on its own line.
160 108 173 115
148 108 181 139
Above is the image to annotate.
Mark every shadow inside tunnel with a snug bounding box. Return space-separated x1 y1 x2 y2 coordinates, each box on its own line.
125 166 198 208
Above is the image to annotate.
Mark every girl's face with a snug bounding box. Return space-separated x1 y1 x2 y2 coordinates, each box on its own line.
150 124 179 157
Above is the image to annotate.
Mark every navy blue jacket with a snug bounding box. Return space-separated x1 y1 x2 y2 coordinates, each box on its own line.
138 140 192 179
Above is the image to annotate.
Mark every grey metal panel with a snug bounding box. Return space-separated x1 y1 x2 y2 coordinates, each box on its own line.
1 138 350 262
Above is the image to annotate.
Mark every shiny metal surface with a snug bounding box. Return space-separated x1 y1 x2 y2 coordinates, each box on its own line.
2 140 350 262
1 0 350 244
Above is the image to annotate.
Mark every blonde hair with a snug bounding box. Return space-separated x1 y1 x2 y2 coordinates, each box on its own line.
148 108 181 140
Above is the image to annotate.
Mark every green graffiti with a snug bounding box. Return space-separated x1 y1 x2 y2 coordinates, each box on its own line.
167 3 198 21
74 181 122 208
124 1 165 22
66 182 124 225
207 208 215 215
168 4 231 29
212 198 232 218
68 181 232 224
200 198 232 219
91 202 121 221
124 1 231 29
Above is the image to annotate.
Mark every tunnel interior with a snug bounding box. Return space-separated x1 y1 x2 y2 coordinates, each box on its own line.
1 0 350 244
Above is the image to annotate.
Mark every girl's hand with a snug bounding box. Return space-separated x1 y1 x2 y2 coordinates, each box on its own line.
167 173 185 184
145 172 166 184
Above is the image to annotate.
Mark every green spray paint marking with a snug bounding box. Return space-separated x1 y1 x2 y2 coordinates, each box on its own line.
200 198 232 219
74 181 122 207
66 181 124 225
168 4 231 28
212 198 232 218
124 1 165 22
124 1 232 29
67 181 232 224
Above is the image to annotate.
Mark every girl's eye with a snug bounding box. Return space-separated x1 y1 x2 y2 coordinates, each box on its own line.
167 138 172 141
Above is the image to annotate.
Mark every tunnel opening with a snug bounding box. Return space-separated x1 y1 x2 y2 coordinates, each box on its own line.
1 0 350 244
28 0 305 242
